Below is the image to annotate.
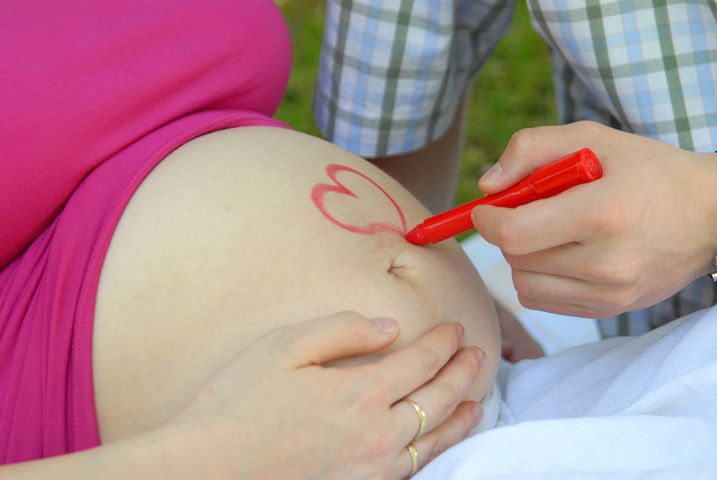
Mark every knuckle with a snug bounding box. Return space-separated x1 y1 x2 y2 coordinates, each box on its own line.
574 120 605 138
497 219 522 255
353 381 389 410
368 428 399 459
503 253 521 268
345 318 377 343
508 128 536 155
611 286 640 311
436 381 463 411
575 119 599 131
589 257 637 285
416 346 443 374
613 264 639 285
346 433 394 471
591 206 631 237
338 425 394 473
618 255 644 284
585 260 612 282
512 271 533 300
583 258 607 282
517 294 538 310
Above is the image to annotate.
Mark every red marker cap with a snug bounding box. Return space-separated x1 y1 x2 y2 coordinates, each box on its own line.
406 148 602 245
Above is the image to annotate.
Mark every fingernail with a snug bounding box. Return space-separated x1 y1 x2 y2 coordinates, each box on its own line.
472 404 484 428
372 317 399 334
480 162 502 186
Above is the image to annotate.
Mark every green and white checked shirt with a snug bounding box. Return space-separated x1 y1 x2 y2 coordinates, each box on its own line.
533 0 717 152
314 0 717 336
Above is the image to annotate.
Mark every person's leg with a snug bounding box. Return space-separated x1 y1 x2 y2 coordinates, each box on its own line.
92 126 501 442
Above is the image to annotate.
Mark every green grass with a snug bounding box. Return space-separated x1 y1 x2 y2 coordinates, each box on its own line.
274 0 324 136
275 0 556 207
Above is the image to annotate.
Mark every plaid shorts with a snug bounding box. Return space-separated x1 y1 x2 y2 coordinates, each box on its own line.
313 0 516 157
314 0 717 335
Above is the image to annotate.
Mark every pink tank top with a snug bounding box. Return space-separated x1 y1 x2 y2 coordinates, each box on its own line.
0 0 290 463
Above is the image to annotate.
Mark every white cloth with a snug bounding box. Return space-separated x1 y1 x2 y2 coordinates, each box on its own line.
415 307 717 479
461 235 600 354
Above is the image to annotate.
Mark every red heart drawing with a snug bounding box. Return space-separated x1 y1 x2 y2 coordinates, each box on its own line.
311 164 407 236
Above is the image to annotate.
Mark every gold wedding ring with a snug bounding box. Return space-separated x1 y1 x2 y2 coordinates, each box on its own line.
407 443 419 476
404 398 427 441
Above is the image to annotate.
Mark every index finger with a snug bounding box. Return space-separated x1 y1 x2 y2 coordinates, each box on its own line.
362 322 465 403
472 183 597 255
479 122 605 194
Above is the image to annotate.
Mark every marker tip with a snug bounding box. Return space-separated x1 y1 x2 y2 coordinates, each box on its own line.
406 225 428 245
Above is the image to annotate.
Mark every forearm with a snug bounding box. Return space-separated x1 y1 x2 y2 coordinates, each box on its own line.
0 423 216 480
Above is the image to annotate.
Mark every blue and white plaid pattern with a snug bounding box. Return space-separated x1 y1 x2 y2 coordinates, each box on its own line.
313 0 515 157
530 0 717 153
315 0 717 335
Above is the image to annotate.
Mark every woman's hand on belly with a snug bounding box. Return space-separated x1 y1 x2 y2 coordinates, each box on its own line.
171 312 485 479
92 126 500 472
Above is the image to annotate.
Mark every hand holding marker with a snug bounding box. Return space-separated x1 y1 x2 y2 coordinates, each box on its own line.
406 148 603 245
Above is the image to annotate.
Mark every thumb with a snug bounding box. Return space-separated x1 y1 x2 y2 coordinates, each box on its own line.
262 311 400 368
479 123 594 194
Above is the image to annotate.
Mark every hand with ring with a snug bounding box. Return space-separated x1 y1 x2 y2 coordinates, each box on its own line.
402 399 426 476
393 370 483 478
165 312 486 479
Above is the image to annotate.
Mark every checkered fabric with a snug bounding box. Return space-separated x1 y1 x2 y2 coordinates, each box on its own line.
530 0 717 152
313 0 516 157
314 0 717 336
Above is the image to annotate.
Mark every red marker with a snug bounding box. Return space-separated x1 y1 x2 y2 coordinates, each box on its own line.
406 148 603 245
